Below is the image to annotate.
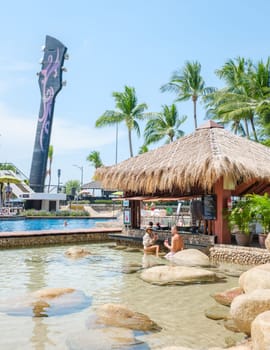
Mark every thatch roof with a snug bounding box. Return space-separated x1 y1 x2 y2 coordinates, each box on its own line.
95 121 270 197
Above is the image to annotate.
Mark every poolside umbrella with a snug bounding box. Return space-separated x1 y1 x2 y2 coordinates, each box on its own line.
0 174 21 184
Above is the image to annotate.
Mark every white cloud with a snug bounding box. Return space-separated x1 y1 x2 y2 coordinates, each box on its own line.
51 119 119 152
0 103 123 181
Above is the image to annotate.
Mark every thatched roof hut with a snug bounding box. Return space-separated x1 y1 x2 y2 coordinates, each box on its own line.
95 121 270 197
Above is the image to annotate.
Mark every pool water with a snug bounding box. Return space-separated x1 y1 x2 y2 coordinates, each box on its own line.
0 218 112 232
0 243 246 349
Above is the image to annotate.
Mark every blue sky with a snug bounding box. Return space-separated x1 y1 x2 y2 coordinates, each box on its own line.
0 0 270 187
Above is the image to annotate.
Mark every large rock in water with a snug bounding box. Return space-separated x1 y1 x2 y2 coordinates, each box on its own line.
65 246 91 258
230 289 270 334
94 303 161 331
212 287 243 306
171 249 210 267
251 310 270 350
0 287 91 317
140 265 218 285
239 263 270 293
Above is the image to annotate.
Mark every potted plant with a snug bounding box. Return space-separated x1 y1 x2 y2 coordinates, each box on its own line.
246 193 270 248
227 198 253 246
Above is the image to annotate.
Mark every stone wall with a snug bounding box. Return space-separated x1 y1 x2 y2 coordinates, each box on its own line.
210 244 270 265
0 230 119 249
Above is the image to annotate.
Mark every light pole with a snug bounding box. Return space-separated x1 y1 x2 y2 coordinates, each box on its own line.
57 169 61 193
73 164 83 188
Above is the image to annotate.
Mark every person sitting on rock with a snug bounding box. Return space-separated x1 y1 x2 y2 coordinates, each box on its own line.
164 225 184 259
143 226 159 257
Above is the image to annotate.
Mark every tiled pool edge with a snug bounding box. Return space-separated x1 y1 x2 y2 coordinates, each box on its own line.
0 227 122 249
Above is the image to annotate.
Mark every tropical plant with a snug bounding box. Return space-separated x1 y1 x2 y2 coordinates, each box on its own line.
86 151 103 169
95 85 148 157
161 61 214 129
246 193 270 234
64 180 80 196
205 57 270 142
227 197 253 235
144 104 187 145
0 163 16 172
138 144 149 154
46 145 54 192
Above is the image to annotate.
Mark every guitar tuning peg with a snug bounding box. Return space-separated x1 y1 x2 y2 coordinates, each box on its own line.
36 72 40 76
61 67 67 72
64 53 69 60
62 80 67 86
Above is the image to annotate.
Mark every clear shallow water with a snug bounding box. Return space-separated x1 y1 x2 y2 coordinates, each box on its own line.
0 244 246 350
0 218 111 232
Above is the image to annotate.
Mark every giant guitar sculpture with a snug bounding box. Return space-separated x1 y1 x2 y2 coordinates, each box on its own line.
29 36 67 192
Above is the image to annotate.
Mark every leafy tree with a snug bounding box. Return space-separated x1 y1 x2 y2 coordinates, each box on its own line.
86 151 103 169
64 180 80 196
46 145 53 192
0 163 16 172
95 85 148 157
161 61 213 129
138 144 149 154
205 57 270 141
144 104 187 145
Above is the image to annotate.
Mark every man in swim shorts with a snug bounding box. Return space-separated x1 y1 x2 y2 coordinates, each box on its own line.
164 225 184 259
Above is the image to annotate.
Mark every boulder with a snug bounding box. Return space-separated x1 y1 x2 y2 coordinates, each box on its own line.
212 287 243 306
204 304 231 320
171 249 210 267
94 303 161 331
239 263 270 293
32 287 74 299
230 289 270 334
65 246 91 258
251 310 270 350
0 288 91 317
140 265 218 285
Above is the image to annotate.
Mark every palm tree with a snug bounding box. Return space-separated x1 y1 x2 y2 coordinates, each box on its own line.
144 104 187 145
95 86 148 157
138 144 149 154
86 151 103 169
161 61 213 129
205 57 270 141
46 145 53 192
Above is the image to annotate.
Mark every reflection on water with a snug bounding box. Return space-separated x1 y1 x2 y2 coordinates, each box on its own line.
0 244 245 349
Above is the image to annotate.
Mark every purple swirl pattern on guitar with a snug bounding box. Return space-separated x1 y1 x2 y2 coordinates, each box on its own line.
38 48 60 151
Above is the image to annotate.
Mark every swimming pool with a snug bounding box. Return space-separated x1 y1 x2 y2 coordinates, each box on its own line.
0 244 246 349
0 218 113 232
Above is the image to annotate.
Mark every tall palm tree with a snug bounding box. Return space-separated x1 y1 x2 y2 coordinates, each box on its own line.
86 151 103 169
95 86 148 157
46 145 53 193
161 61 212 129
144 104 187 145
205 57 270 141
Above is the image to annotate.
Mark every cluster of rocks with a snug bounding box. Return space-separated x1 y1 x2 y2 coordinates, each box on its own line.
203 263 270 350
139 249 225 285
210 244 270 265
